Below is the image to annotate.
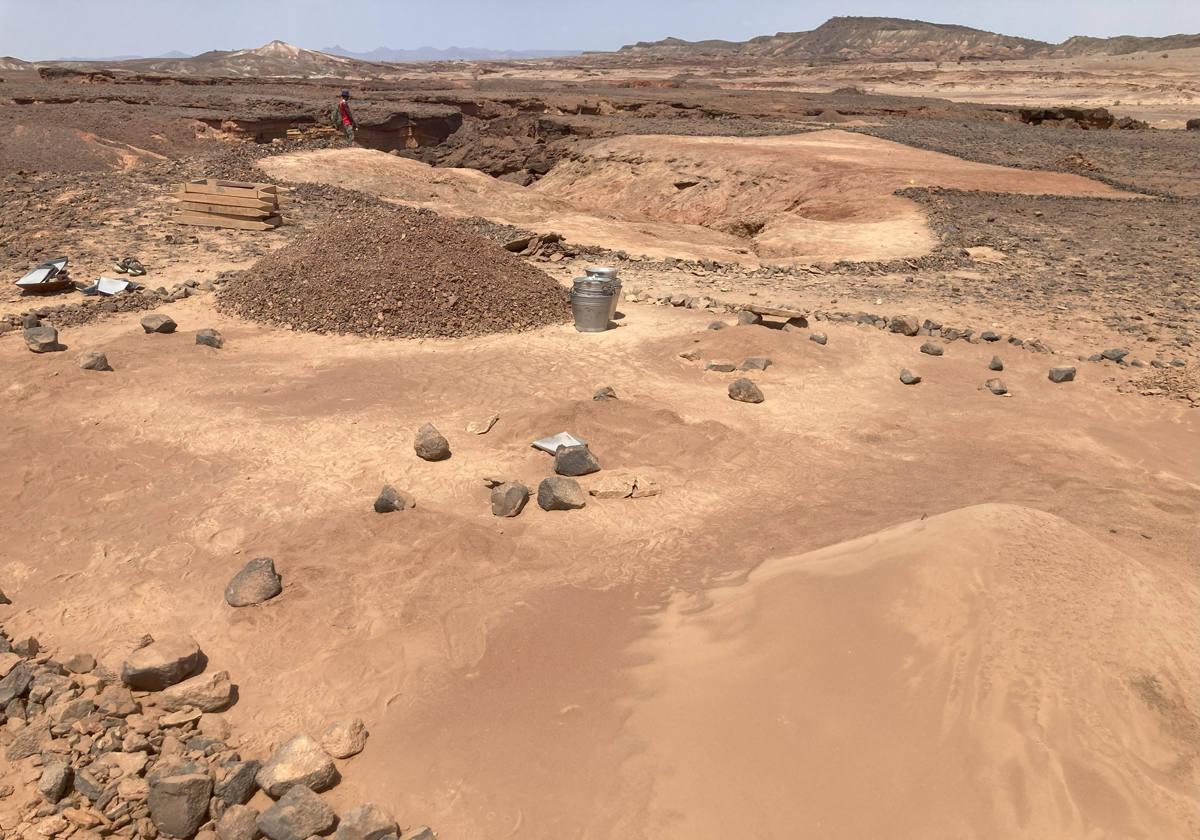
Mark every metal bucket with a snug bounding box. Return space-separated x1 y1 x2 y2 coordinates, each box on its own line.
585 266 619 280
571 277 613 332
585 267 621 319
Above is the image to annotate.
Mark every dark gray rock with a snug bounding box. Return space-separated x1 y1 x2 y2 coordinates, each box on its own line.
736 310 762 326
141 314 177 334
593 386 618 400
899 368 921 385
24 326 61 353
888 315 920 336
256 735 338 798
491 482 530 517
37 758 72 804
554 444 601 476
12 637 38 657
196 329 224 349
728 378 764 403
121 634 204 691
216 803 260 840
22 314 41 329
985 378 1009 395
919 342 944 357
77 350 112 371
148 773 213 839
740 356 772 371
981 331 1002 342
809 332 827 345
0 662 33 706
333 803 397 840
414 423 450 461
373 485 413 513
537 477 586 511
215 760 261 806
225 557 283 607
705 360 736 372
1101 347 1130 362
257 785 336 840
922 318 942 334
988 356 1004 371
1048 366 1077 383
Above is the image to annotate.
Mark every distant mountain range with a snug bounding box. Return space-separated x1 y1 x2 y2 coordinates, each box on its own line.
322 45 580 62
619 16 1200 62
53 50 192 62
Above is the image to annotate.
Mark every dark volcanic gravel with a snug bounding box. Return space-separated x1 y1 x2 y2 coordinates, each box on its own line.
217 205 570 338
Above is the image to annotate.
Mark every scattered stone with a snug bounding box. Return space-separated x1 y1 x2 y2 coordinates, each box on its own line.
554 444 601 476
225 557 283 607
76 350 112 371
148 773 213 839
63 653 95 674
141 314 177 334
985 378 1009 395
480 475 509 489
122 634 205 691
1048 366 1077 383
320 718 369 759
988 356 1004 371
705 360 736 372
736 310 762 326
37 759 72 804
214 760 261 806
631 476 661 498
740 356 772 371
196 328 224 349
24 325 62 353
160 670 235 713
466 413 499 434
216 804 260 840
373 485 414 513
414 423 450 461
161 707 203 727
589 475 635 499
407 827 435 840
888 315 920 336
0 661 35 706
1101 347 1130 362
537 477 586 511
592 386 618 401
12 636 38 657
707 321 727 330
809 332 827 345
257 785 336 840
490 482 530 517
981 331 1002 342
728 378 764 403
899 368 921 385
96 685 139 717
256 734 339 798
333 803 398 840
23 313 41 329
919 342 944 356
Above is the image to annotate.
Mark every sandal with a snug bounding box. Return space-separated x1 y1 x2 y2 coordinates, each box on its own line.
123 258 146 277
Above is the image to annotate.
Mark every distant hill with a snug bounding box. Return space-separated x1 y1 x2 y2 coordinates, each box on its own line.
323 45 580 62
0 56 31 71
45 41 384 78
619 16 1200 62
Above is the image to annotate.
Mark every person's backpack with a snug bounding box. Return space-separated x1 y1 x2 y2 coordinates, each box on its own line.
329 105 341 129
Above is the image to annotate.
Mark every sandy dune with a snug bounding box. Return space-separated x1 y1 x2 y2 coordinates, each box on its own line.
259 130 1134 265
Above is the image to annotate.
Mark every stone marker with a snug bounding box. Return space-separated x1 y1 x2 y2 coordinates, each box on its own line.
466 413 499 434
196 328 224 349
537 477 586 511
589 475 634 499
256 734 339 798
1048 366 1077 383
899 368 921 385
554 444 601 476
728 378 764 403
989 356 1004 371
320 718 369 759
141 314 177 334
705 360 737 372
888 315 920 336
148 773 213 839
414 423 450 461
333 803 399 840
491 482 530 517
740 356 772 371
77 350 112 371
985 378 1009 395
24 325 62 353
593 386 618 401
257 785 336 840
216 804 260 840
736 310 762 326
919 342 944 356
374 485 414 513
122 635 204 691
225 556 283 607
809 332 828 345
160 670 235 713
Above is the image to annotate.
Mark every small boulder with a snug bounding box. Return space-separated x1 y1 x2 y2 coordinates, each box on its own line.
96 685 140 717
256 734 339 798
37 758 72 804
225 557 283 607
148 773 213 839
984 378 1009 395
736 310 762 326
22 314 41 329
122 634 204 691
373 485 414 513
64 653 95 674
214 760 261 806
1101 347 1130 362
705 360 737 372
809 332 828 345
981 331 1002 342
490 482 530 517
919 342 944 357
77 350 112 371
589 475 634 499
257 785 336 840
196 329 224 349
141 314 178 334
899 368 921 385
24 325 62 353
740 356 772 371
414 423 450 461
728 378 764 403
333 803 398 840
537 477 586 511
1048 366 1077 383
320 718 368 759
592 386 618 401
888 315 920 336
988 356 1004 371
159 670 235 713
554 444 601 476
216 803 260 840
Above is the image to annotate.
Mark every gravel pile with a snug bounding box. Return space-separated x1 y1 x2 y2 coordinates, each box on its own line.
217 205 570 339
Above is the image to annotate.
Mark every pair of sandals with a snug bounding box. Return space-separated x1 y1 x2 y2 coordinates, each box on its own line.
113 257 146 277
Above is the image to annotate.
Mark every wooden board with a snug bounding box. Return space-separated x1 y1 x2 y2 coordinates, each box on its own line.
183 180 277 201
175 211 281 231
177 201 274 219
171 189 275 210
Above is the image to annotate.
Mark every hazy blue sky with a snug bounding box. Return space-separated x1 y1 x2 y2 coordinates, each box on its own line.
2 0 1198 60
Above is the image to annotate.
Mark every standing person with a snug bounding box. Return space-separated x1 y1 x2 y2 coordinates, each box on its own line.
336 89 357 145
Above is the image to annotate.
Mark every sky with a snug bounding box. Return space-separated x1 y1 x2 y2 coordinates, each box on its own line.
2 0 1198 61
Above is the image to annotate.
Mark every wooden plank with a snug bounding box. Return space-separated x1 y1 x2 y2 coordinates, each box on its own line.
203 178 278 194
183 181 277 200
178 201 273 219
175 212 281 231
171 189 275 210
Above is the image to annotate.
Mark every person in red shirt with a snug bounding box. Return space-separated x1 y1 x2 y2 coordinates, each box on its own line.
337 89 357 145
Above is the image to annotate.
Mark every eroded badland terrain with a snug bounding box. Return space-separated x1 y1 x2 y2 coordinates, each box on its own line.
1 15 1199 840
